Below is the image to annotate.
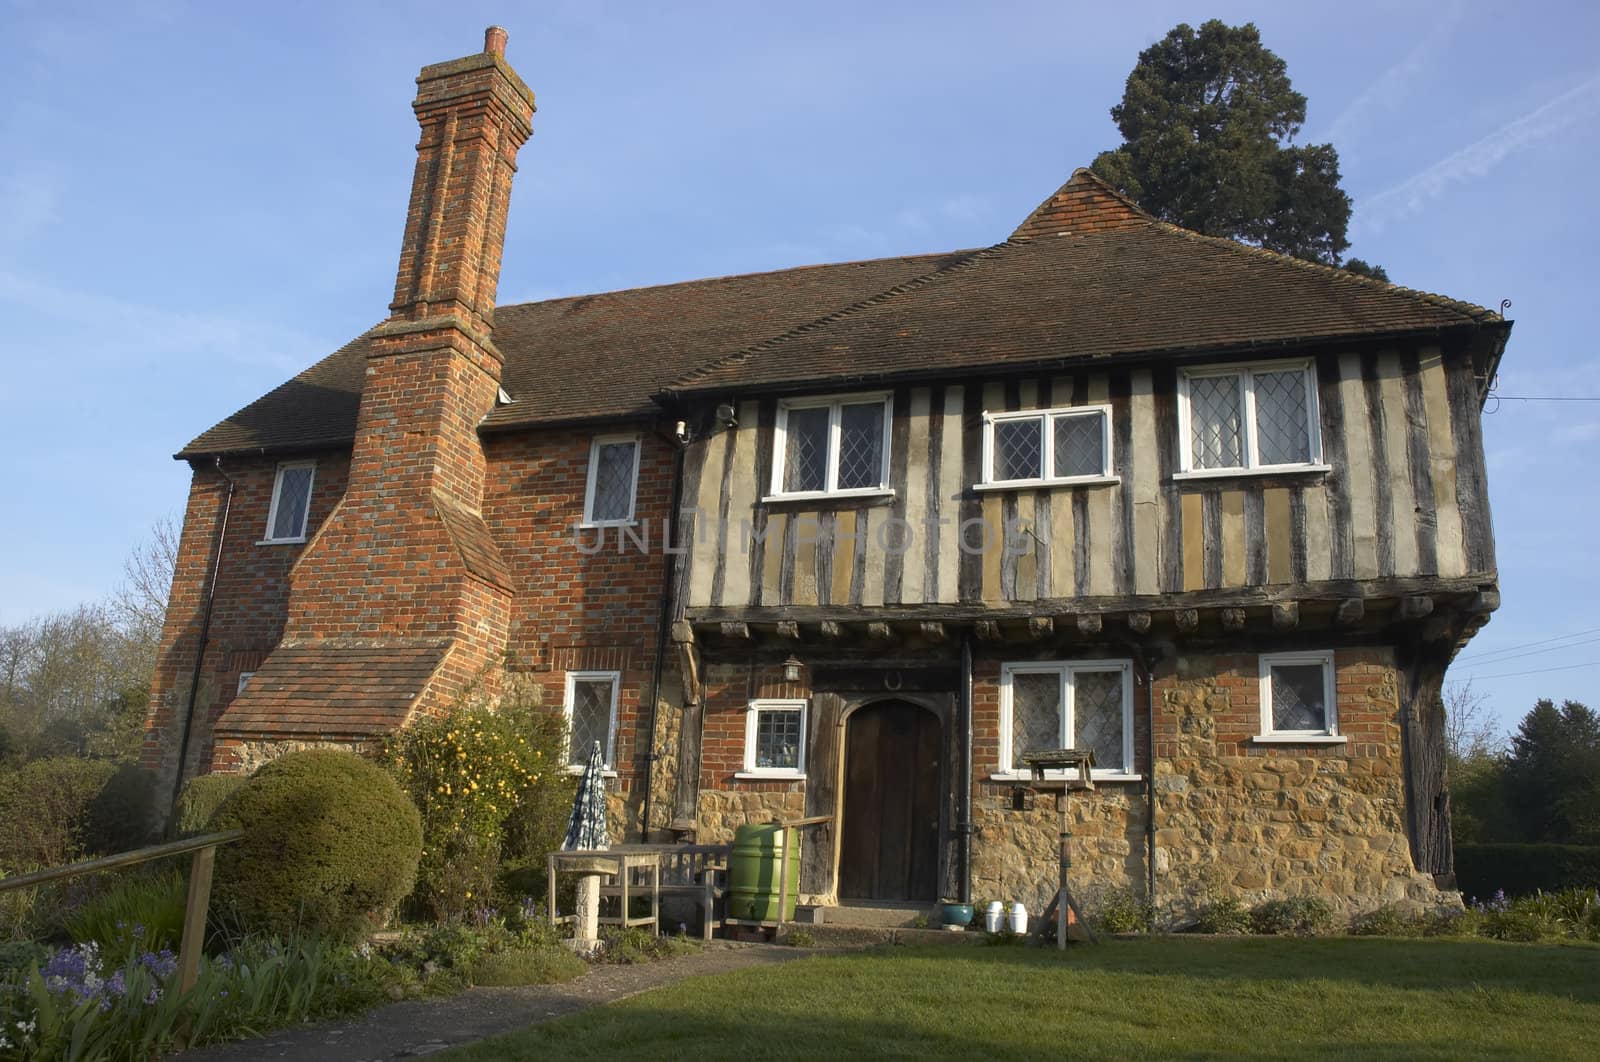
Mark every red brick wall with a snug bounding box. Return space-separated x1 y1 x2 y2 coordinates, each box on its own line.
141 450 350 784
695 662 809 794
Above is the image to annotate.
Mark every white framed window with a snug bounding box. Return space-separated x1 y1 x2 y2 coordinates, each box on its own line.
768 392 893 500
997 660 1136 779
1256 651 1344 743
262 460 316 543
583 434 641 526
236 672 254 696
979 405 1115 489
564 671 620 770
740 699 808 778
1176 359 1326 476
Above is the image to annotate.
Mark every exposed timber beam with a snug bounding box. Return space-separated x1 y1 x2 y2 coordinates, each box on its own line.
818 620 843 642
1126 612 1152 634
866 621 894 644
1219 608 1246 632
1399 595 1435 620
974 620 1003 642
1028 616 1054 640
1271 602 1300 630
1335 598 1365 627
774 620 800 641
919 621 948 644
719 621 750 640
1173 608 1199 633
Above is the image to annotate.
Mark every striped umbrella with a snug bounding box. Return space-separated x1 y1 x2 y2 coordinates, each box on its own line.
562 740 610 851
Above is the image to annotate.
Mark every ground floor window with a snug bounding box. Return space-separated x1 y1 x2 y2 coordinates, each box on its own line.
999 659 1134 778
1257 651 1338 740
565 670 619 769
742 699 807 778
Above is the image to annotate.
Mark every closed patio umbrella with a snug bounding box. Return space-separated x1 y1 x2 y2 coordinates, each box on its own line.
561 741 610 950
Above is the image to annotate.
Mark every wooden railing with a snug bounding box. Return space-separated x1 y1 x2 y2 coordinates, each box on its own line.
0 830 243 993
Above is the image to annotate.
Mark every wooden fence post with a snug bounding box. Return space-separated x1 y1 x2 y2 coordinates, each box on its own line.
179 845 217 994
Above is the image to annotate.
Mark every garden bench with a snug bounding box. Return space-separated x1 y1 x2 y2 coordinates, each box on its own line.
604 843 730 940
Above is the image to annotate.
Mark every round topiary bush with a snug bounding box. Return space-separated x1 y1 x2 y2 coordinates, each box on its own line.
173 771 248 837
210 749 422 944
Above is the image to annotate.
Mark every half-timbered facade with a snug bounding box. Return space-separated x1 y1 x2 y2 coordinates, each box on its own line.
144 30 1509 922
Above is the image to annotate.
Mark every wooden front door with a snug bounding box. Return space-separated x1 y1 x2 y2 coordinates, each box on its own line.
838 700 941 902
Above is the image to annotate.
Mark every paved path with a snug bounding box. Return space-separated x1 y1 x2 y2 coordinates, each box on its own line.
180 942 811 1061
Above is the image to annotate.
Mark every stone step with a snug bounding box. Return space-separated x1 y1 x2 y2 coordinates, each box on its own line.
781 923 986 948
813 903 941 928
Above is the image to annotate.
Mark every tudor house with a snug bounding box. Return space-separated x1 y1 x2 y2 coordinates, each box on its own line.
143 30 1510 919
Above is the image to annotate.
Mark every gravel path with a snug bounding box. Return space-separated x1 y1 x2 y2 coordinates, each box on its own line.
178 942 812 1061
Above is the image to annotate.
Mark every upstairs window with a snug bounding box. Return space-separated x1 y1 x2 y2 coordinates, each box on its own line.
741 699 807 778
1178 360 1322 474
999 660 1135 778
1257 651 1342 742
981 406 1113 487
770 393 892 499
584 435 640 526
565 671 620 770
263 460 315 543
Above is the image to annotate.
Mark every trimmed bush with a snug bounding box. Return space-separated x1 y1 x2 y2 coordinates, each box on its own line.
1455 843 1600 899
210 750 422 945
83 764 161 855
0 757 118 871
1192 892 1252 934
173 771 248 836
1092 888 1155 933
1250 896 1335 936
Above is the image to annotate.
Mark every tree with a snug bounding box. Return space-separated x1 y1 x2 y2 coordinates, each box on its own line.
1501 699 1600 845
1343 259 1390 283
1092 20 1386 276
111 512 179 661
1444 682 1511 845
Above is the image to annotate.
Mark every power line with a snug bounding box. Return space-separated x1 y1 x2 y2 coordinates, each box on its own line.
1455 631 1600 667
1456 659 1600 680
1492 395 1600 402
1455 625 1600 661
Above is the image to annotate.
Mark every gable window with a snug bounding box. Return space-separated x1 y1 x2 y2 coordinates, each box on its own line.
1177 360 1324 475
740 699 807 778
583 435 640 526
980 406 1114 488
998 660 1135 779
565 671 620 770
1257 651 1344 743
236 672 254 696
263 460 316 543
769 393 893 499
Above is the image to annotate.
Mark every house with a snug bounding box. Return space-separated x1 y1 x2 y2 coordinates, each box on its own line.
142 29 1510 919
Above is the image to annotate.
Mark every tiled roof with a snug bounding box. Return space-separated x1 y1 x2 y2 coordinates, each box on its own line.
212 639 452 738
177 253 971 457
665 171 1502 396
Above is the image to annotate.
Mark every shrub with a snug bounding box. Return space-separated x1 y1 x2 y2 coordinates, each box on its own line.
470 946 585 986
0 757 117 871
82 764 161 855
1250 896 1335 936
64 870 186 954
1192 892 1252 935
1455 843 1600 899
1350 904 1427 937
384 697 573 920
209 750 422 945
596 926 696 964
173 772 248 836
1093 888 1155 934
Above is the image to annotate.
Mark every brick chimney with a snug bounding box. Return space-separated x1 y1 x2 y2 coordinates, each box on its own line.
216 30 533 747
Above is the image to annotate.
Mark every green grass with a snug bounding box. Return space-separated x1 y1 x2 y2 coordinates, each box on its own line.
445 937 1600 1060
469 945 586 987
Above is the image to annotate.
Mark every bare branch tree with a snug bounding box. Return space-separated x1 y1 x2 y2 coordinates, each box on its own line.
1444 679 1504 764
112 513 180 650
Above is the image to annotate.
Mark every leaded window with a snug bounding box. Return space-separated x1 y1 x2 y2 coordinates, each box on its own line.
983 407 1112 486
1258 652 1337 737
773 395 892 497
1000 661 1134 776
1180 361 1321 473
264 461 315 543
566 672 619 768
584 436 640 525
743 699 807 776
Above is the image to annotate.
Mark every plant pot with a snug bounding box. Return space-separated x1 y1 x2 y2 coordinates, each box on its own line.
941 902 974 928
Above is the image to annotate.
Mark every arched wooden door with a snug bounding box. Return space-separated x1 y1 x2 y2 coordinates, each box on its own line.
838 699 941 903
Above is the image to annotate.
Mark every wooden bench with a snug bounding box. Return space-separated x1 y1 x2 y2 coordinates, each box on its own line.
602 843 730 940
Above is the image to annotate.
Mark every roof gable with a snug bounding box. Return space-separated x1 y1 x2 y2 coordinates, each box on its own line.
1010 168 1150 239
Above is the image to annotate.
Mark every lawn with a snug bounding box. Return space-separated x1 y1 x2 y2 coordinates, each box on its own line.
445 936 1600 1060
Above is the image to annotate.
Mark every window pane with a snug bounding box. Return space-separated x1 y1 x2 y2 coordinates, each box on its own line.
1270 664 1327 732
1052 413 1104 478
782 406 830 493
755 708 802 769
589 441 637 522
1073 670 1125 772
1189 375 1243 469
1253 370 1311 465
993 417 1043 481
1011 671 1062 770
271 466 313 539
836 402 885 489
569 678 615 766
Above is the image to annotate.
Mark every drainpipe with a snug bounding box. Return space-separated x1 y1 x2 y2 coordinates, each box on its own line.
641 434 687 841
166 456 236 831
1144 653 1158 906
958 633 974 904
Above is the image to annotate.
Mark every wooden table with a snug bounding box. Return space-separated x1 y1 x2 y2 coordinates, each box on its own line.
547 849 661 934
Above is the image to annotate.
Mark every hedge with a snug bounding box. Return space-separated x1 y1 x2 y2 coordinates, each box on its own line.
173 772 248 837
1455 843 1600 900
0 757 119 870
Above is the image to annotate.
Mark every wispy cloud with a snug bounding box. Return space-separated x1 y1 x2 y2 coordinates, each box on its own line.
1356 72 1600 232
1321 7 1462 150
0 163 61 256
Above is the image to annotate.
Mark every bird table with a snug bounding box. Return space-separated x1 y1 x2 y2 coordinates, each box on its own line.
547 849 660 949
1019 748 1098 950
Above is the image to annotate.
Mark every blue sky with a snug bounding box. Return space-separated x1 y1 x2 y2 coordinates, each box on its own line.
2 0 1596 735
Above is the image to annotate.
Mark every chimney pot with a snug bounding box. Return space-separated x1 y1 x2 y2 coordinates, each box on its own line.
484 26 508 56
